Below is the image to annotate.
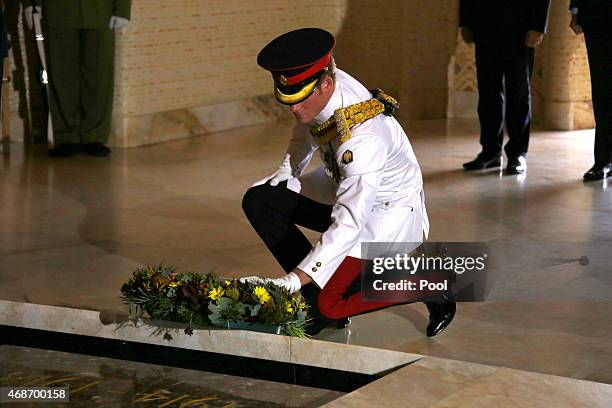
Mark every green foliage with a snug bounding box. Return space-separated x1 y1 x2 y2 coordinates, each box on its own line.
209 298 249 324
282 317 310 338
226 287 240 302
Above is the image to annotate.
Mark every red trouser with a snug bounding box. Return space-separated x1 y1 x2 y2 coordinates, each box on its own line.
317 256 430 320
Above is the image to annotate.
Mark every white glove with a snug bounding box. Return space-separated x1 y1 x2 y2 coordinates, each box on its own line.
239 272 302 293
109 16 130 30
24 6 42 31
239 276 265 284
251 153 293 187
264 272 302 293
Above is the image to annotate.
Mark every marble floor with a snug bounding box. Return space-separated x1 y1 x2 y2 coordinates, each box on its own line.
0 345 344 407
1 118 611 385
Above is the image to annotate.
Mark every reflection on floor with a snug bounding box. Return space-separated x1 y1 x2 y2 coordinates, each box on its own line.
1 118 611 385
0 345 343 407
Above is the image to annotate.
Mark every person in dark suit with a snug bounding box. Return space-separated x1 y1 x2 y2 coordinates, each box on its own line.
459 0 551 174
570 0 612 181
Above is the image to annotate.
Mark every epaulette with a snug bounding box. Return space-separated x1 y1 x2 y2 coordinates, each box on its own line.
310 89 399 146
370 88 400 116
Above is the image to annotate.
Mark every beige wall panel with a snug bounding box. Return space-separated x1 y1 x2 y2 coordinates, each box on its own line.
400 1 458 119
333 0 404 96
114 0 347 117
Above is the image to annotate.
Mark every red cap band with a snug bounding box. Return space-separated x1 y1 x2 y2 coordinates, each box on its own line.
281 53 331 86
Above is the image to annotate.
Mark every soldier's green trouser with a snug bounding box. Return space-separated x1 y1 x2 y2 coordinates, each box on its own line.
45 26 114 145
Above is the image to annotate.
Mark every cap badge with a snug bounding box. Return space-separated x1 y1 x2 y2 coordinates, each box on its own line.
279 75 288 86
342 150 353 164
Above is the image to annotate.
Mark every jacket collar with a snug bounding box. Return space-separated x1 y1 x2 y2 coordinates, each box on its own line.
312 81 343 125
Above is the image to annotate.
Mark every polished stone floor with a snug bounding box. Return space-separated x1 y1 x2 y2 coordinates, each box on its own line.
0 345 343 407
1 118 611 385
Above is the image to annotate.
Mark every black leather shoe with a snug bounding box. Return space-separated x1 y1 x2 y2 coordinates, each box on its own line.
305 317 327 336
506 156 527 174
463 154 501 171
583 163 612 181
48 143 79 158
83 143 111 157
305 316 351 336
425 292 456 337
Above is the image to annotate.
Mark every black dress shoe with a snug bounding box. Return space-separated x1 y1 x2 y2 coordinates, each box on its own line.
305 316 351 336
506 156 527 174
305 316 330 336
463 154 501 171
48 143 79 158
425 292 456 337
83 143 111 157
583 163 612 181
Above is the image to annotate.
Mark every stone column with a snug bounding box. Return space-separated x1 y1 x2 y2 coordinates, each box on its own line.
536 0 594 130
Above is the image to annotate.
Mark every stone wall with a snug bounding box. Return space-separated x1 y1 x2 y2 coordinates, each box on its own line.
110 0 347 146
333 0 458 120
112 0 458 145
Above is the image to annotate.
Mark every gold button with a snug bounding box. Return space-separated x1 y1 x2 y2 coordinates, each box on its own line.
311 267 318 272
316 262 322 267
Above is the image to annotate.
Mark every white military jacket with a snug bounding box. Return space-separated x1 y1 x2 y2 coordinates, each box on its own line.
284 69 429 289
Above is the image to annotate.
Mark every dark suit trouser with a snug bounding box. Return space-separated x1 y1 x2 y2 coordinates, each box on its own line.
242 182 334 320
45 26 115 145
475 41 534 159
584 27 612 166
242 182 333 274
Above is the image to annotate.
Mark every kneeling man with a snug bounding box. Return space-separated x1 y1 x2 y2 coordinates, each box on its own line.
242 28 455 336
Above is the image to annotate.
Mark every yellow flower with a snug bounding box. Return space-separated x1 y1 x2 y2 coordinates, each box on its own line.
225 280 231 286
209 287 225 301
253 286 271 304
285 302 294 313
299 302 307 310
168 281 180 288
